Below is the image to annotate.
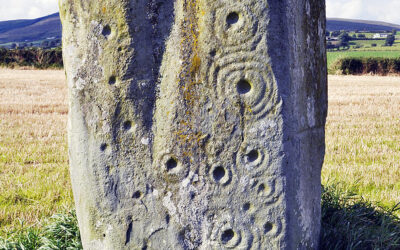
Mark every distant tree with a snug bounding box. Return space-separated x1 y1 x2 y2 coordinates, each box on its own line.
393 29 398 35
10 43 17 49
385 34 395 46
357 34 366 38
352 34 356 38
326 31 330 37
338 32 351 48
331 31 341 37
49 41 56 48
371 43 377 47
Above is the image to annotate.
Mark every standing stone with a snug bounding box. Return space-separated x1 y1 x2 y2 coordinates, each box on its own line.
60 0 327 249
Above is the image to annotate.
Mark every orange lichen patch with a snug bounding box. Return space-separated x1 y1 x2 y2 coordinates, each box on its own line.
191 55 201 75
173 0 205 159
102 6 106 13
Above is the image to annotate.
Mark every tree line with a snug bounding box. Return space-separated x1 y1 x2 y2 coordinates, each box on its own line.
0 47 63 68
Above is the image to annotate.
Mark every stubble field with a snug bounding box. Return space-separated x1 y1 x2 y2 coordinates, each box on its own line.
0 69 73 234
324 75 400 210
0 69 399 234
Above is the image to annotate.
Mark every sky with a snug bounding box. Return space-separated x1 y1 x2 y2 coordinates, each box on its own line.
0 0 58 21
0 0 400 24
326 0 400 24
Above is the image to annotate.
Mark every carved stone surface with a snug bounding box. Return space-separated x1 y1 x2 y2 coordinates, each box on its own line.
60 0 327 249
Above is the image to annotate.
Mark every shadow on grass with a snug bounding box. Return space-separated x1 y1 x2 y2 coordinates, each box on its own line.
321 184 400 250
1 185 400 249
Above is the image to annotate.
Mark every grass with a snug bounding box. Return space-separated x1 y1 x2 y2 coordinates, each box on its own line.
0 70 400 248
321 184 400 249
327 36 400 70
349 40 400 50
327 51 400 69
347 33 400 39
323 75 400 211
0 210 82 249
0 69 73 235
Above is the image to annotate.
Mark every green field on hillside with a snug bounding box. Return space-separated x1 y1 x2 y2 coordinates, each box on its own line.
327 33 400 71
349 40 400 49
347 32 399 39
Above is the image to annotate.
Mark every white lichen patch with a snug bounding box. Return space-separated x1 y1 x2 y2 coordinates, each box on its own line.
141 137 150 145
163 192 177 216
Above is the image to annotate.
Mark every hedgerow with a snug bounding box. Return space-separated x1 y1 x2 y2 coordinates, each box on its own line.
0 48 63 69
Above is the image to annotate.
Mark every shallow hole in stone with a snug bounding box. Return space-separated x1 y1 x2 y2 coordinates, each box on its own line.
123 121 132 131
103 234 106 238
132 191 142 199
213 166 226 182
165 214 170 224
226 12 239 26
243 202 251 211
166 158 178 171
257 184 265 194
237 79 251 94
190 192 196 200
109 76 116 85
100 143 108 152
142 246 147 250
246 150 259 162
102 25 112 38
264 222 273 233
210 49 216 57
221 229 235 244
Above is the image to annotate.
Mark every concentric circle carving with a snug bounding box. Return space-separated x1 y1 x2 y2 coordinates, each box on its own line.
215 60 280 120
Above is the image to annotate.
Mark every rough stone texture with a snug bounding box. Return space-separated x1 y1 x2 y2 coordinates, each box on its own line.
60 0 327 249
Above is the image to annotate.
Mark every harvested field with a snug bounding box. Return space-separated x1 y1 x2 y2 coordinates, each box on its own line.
323 75 400 211
0 69 72 234
0 69 399 233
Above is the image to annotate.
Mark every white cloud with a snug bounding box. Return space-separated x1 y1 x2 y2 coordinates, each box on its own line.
0 0 59 21
327 0 400 24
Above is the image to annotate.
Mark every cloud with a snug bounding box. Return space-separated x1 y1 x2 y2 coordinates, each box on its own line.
0 0 59 21
327 0 400 24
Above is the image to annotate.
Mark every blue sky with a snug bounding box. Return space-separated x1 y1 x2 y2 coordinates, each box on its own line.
0 0 399 24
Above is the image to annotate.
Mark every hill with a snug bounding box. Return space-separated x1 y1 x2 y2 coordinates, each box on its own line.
0 13 399 45
327 18 400 32
0 13 61 45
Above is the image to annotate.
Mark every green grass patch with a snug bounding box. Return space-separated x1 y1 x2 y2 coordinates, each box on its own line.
0 211 82 250
350 40 400 51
